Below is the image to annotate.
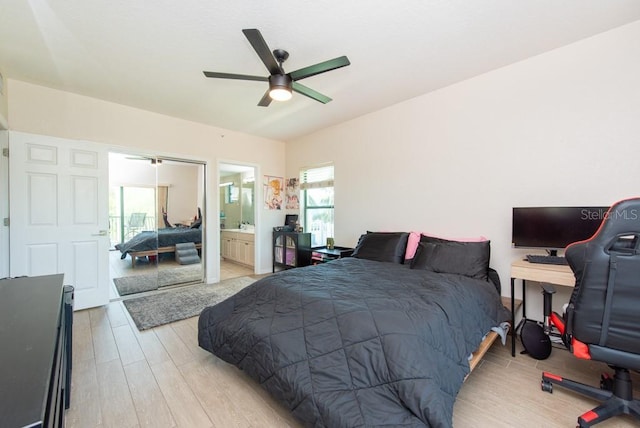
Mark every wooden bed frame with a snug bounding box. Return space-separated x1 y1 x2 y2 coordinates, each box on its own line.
467 296 512 376
128 243 202 268
469 331 499 373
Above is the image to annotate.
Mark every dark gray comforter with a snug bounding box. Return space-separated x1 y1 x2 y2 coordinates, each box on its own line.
115 227 202 259
198 258 509 427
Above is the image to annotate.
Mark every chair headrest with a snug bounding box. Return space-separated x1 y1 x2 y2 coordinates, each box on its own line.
569 197 640 253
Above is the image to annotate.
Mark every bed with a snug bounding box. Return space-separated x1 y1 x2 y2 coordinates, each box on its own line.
198 232 510 427
115 226 202 267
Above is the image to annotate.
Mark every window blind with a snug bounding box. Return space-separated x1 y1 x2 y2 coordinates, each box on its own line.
300 164 334 190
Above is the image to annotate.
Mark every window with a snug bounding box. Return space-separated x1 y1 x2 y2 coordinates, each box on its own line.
300 164 334 247
108 186 157 246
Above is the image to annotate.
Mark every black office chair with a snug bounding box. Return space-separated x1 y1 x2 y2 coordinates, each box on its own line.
161 208 173 228
541 197 640 427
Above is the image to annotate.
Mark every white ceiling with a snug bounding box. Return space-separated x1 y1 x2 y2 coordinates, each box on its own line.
1 1 639 142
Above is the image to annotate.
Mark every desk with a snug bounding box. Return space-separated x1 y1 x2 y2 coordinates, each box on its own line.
510 260 574 356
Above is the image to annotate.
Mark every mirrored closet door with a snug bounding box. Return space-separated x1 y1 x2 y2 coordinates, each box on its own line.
108 153 205 299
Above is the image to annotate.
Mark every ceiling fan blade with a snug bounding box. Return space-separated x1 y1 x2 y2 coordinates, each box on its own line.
203 71 267 82
289 56 350 81
292 82 332 104
257 90 272 107
242 29 282 75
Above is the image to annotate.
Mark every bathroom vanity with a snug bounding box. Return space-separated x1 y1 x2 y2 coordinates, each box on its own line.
221 229 255 267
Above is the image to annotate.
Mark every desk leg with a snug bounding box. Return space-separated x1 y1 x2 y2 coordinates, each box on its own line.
522 279 526 320
510 278 529 357
511 277 516 357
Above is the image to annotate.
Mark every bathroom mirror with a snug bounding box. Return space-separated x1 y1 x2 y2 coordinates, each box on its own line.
226 184 239 203
219 165 255 229
241 181 254 225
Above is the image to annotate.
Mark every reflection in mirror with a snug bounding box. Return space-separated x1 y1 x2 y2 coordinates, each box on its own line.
219 167 255 228
220 173 241 228
241 178 254 225
227 184 239 203
108 153 205 300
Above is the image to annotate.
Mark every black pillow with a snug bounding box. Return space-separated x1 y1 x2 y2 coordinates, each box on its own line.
411 237 490 280
190 218 202 229
351 232 409 264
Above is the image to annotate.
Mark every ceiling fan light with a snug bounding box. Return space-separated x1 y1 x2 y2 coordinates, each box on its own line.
268 74 293 102
269 87 292 101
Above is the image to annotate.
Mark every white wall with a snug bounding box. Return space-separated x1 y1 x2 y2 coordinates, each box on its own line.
160 163 200 225
287 21 640 317
7 80 287 279
0 68 7 129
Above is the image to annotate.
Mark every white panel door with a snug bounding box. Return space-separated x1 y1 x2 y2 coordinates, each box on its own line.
0 130 8 279
9 132 109 310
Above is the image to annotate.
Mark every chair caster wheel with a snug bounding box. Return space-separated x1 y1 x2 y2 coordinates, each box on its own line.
600 373 613 391
541 380 553 393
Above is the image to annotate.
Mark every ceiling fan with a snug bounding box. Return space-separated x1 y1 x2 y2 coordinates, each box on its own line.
203 29 350 106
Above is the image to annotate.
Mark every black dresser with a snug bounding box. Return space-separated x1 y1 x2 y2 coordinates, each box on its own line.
0 274 73 428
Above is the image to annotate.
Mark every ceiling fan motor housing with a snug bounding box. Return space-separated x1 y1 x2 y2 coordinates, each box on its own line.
269 74 292 91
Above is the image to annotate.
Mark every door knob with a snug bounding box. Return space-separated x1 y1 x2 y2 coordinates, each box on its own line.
92 230 108 236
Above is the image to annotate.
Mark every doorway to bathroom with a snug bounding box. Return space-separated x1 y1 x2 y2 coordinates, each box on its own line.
219 162 256 280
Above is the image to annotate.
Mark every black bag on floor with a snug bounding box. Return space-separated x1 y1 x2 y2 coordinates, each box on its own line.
520 319 551 360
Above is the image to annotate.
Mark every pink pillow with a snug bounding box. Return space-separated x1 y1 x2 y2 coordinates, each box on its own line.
404 231 488 260
405 232 421 260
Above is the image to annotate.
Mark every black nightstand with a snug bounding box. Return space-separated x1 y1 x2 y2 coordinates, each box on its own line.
311 246 354 264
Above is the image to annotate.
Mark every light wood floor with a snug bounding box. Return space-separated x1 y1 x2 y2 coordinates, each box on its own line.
109 251 252 282
109 250 253 299
219 260 254 281
67 300 640 428
108 249 183 279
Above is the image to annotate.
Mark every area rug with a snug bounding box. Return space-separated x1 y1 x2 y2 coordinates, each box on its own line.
123 276 256 330
113 264 203 296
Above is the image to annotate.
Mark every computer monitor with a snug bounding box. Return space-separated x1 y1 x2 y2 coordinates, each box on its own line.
512 206 608 255
285 214 298 228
